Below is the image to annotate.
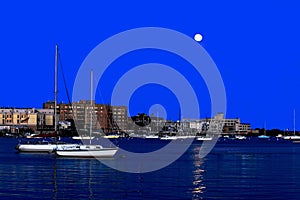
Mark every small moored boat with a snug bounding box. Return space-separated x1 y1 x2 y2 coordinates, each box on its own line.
15 139 79 153
55 145 118 158
72 136 95 140
196 136 213 141
160 136 178 140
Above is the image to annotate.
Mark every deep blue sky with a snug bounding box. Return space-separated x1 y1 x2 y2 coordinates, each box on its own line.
1 1 300 130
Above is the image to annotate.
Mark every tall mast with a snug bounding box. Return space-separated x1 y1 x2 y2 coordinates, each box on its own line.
157 111 159 132
294 109 296 136
54 45 58 132
90 69 93 144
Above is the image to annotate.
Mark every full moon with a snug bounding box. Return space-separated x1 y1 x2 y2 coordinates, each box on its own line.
194 33 203 42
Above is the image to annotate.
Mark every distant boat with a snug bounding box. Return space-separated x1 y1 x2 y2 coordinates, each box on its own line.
196 136 213 141
103 135 120 139
221 135 246 140
72 136 95 140
174 136 188 139
177 136 196 139
258 135 270 139
283 109 300 141
145 135 159 139
235 135 246 140
55 70 118 158
258 121 270 139
160 136 178 140
283 135 300 140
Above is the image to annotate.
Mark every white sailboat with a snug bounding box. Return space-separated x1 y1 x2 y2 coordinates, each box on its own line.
160 135 178 140
55 70 118 158
55 145 118 157
258 121 270 139
145 135 159 139
196 136 213 141
72 136 95 140
235 135 246 140
15 140 79 153
284 109 300 141
16 45 79 153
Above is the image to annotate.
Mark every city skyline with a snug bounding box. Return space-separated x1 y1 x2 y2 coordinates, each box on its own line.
1 1 300 130
0 100 284 132
0 100 255 137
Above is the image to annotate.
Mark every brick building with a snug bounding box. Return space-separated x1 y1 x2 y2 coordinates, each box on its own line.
42 101 128 133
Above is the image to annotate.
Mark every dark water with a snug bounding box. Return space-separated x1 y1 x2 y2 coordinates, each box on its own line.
1 138 300 199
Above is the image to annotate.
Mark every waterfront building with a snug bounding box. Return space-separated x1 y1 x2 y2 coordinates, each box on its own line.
148 114 166 132
127 113 166 134
235 123 251 134
95 104 109 132
182 113 251 135
43 101 72 121
71 100 99 132
0 108 53 133
42 100 128 133
181 118 204 134
110 105 128 131
210 113 251 134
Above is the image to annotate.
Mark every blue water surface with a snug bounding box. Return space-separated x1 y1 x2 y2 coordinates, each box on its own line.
1 137 300 199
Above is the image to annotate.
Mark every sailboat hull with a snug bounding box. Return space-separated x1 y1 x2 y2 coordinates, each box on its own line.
16 144 79 153
196 137 213 141
55 145 118 158
283 136 300 140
